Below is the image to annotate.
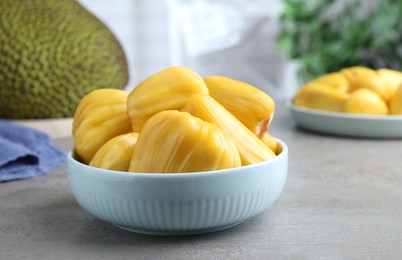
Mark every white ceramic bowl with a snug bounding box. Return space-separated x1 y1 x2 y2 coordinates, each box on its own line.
67 139 288 236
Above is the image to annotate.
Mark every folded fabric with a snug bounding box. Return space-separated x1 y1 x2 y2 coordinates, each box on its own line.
0 119 66 182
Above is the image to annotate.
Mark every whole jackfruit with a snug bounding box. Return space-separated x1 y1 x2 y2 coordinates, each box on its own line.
0 0 129 119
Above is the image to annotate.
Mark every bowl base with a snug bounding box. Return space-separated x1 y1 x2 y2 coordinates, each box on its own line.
113 220 245 236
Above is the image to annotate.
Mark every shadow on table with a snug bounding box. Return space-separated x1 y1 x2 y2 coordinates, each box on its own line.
35 195 262 246
73 216 255 246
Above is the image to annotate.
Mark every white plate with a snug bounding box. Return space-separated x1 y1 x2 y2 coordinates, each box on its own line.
287 102 402 138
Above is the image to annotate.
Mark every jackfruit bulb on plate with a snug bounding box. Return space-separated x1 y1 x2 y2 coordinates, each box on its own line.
293 66 402 116
0 0 129 119
344 89 388 115
307 72 350 93
341 67 390 102
377 69 402 97
293 83 349 113
390 85 402 115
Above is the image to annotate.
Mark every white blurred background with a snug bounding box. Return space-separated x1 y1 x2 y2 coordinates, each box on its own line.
78 0 298 100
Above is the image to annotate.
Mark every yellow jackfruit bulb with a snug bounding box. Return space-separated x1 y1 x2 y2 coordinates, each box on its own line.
389 85 402 115
377 68 402 97
72 89 129 135
129 110 241 173
341 66 390 102
345 89 388 115
127 66 209 131
90 132 139 171
73 89 132 164
260 133 281 155
204 76 275 137
308 72 350 92
181 94 276 166
293 83 349 112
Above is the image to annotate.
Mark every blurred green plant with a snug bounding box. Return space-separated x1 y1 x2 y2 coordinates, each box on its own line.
277 0 402 82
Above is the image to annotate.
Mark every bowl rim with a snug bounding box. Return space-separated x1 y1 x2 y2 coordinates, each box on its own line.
67 138 288 178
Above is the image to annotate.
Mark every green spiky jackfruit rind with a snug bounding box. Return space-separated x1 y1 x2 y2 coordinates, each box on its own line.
0 0 129 119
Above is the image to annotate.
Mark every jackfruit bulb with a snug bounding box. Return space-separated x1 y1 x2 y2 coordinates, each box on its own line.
0 0 129 119
293 66 402 116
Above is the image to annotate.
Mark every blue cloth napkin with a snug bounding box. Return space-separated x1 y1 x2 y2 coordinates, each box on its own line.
0 119 66 182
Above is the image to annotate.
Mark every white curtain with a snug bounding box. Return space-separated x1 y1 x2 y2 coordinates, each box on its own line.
78 0 297 99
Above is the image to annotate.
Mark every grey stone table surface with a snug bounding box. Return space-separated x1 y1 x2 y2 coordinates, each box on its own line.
1 101 402 260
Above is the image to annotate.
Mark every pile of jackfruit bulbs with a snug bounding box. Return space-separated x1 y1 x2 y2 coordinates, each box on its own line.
72 66 281 173
293 66 402 115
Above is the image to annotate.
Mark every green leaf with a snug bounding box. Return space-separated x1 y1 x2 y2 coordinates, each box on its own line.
276 0 402 75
